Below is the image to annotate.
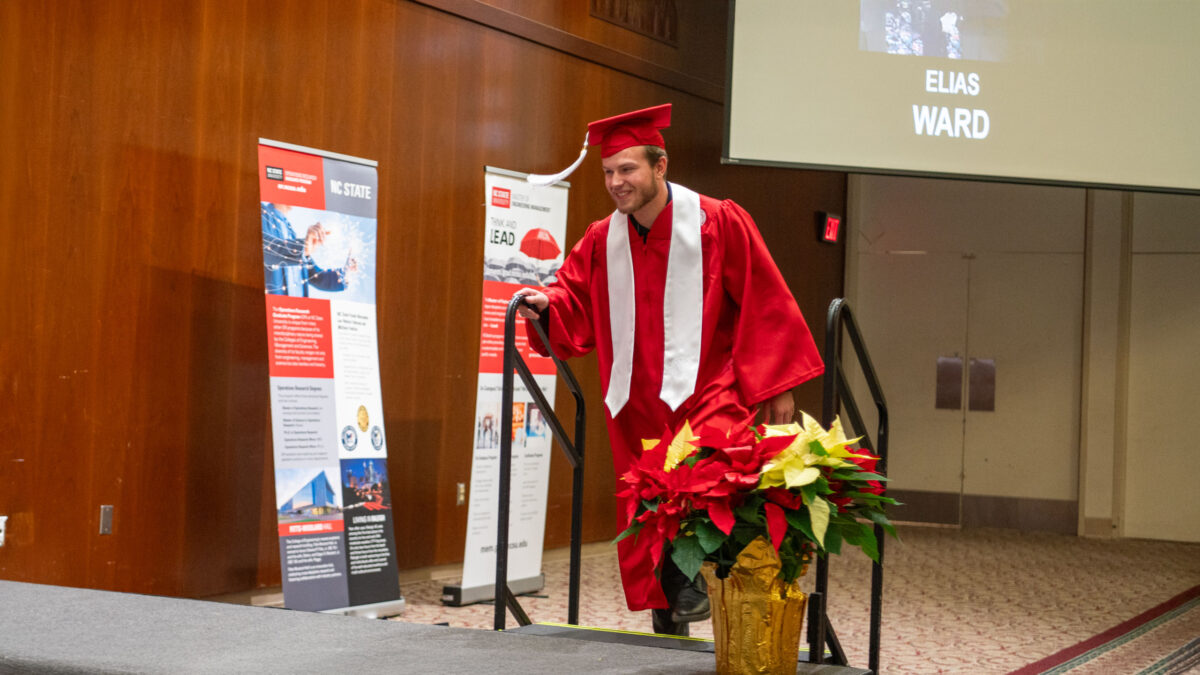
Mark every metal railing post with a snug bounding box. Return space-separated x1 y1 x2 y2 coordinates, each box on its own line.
813 298 890 673
493 294 587 630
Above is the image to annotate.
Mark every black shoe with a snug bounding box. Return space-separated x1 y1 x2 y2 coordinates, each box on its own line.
652 607 689 637
659 555 711 624
670 578 710 623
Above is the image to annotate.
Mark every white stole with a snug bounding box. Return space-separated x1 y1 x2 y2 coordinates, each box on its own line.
604 182 703 416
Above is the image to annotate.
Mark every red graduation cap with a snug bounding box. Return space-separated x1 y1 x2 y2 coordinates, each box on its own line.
587 103 672 158
527 103 673 186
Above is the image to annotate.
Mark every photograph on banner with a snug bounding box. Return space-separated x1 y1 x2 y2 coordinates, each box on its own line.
525 403 547 445
474 402 501 450
340 458 391 513
275 466 345 529
482 226 562 287
261 202 377 304
511 402 526 445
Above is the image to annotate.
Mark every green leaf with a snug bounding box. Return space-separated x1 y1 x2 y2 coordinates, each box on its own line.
849 472 890 482
861 509 899 539
846 494 901 506
784 508 816 542
694 520 726 554
838 491 879 501
729 523 759 555
801 482 818 505
856 523 880 562
642 499 659 513
838 521 879 561
808 440 827 456
613 521 642 544
839 491 898 506
671 534 706 582
823 520 843 554
735 503 763 525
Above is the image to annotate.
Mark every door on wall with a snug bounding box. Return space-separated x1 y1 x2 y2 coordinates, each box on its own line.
846 174 1087 531
963 253 1083 511
852 250 1083 530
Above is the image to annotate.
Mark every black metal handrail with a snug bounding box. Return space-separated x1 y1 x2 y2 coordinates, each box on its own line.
494 294 586 631
808 298 889 674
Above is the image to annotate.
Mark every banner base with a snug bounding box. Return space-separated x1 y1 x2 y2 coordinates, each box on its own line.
441 574 545 607
320 597 406 619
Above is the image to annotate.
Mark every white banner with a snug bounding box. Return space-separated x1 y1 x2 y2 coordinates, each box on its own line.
459 168 569 593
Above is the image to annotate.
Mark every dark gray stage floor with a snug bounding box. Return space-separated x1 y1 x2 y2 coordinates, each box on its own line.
0 581 864 674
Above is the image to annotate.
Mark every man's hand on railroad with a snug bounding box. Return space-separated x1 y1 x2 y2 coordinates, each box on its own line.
515 288 549 320
761 389 795 425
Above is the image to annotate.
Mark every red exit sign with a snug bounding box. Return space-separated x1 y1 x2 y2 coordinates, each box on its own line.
819 212 842 244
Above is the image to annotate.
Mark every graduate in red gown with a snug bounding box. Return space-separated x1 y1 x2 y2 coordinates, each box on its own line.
518 104 823 632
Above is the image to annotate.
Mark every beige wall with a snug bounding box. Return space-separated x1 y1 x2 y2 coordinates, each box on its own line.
1121 193 1200 542
849 177 1200 542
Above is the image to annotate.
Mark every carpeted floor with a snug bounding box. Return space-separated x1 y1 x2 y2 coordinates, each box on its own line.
1011 585 1200 675
390 525 1200 674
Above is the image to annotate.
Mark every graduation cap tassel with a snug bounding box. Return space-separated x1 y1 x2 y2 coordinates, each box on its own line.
527 132 589 187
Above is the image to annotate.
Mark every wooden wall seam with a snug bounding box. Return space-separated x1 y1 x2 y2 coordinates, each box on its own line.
409 0 724 103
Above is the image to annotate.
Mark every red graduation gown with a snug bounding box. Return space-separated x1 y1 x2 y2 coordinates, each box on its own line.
527 191 824 611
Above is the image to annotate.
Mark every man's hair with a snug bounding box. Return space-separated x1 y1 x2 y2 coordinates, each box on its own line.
644 145 668 168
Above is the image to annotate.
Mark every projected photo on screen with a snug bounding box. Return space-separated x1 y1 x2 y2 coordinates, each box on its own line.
727 1 1199 193
858 0 1009 62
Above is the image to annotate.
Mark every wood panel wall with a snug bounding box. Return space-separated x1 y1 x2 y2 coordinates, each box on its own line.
0 0 845 597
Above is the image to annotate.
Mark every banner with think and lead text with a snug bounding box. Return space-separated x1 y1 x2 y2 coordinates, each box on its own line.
456 168 569 600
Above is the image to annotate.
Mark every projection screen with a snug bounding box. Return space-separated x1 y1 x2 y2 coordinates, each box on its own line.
725 1 1200 194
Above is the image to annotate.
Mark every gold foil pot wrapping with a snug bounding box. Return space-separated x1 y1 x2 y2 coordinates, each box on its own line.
700 537 808 675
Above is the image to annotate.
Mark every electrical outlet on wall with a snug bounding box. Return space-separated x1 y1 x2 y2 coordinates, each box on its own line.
99 506 113 535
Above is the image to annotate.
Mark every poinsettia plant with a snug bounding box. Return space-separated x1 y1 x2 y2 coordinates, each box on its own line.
615 413 900 585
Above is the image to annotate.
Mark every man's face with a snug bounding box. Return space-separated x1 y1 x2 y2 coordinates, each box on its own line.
601 146 664 216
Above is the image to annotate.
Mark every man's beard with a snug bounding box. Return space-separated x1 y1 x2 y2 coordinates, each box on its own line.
615 179 659 216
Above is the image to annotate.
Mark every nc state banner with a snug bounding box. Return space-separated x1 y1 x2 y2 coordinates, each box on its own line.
457 168 568 598
257 139 401 614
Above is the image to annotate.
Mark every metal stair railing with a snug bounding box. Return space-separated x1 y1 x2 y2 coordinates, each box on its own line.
493 293 586 631
808 298 890 675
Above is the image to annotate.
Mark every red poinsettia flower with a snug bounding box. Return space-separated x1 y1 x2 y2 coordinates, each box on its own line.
763 486 804 510
616 416 898 591
848 449 885 497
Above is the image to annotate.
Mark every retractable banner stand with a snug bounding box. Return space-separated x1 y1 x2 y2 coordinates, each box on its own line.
443 168 568 605
257 139 403 617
